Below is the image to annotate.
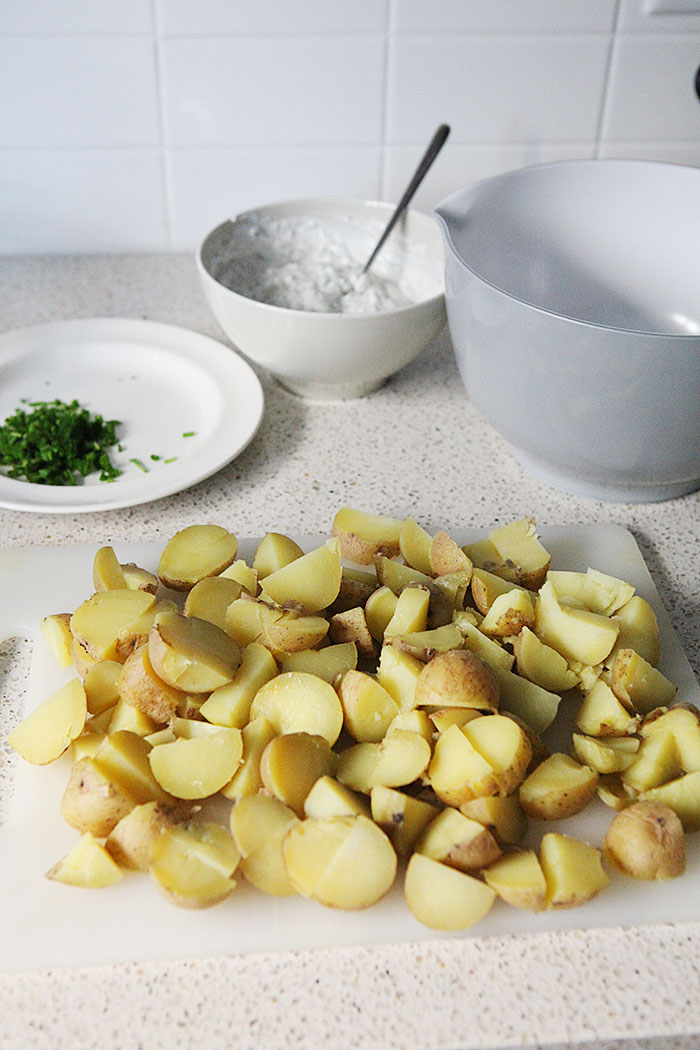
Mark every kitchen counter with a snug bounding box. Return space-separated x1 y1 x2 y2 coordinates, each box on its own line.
1 252 699 1050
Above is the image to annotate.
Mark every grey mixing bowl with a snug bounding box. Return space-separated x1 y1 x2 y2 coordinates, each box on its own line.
435 159 700 502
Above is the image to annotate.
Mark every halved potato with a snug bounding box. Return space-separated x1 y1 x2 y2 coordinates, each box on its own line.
519 753 599 820
230 793 299 897
218 558 258 594
47 832 124 889
404 852 496 931
61 756 135 836
459 795 528 845
158 524 238 590
337 729 431 793
415 649 499 712
416 807 501 871
370 785 440 857
608 595 661 667
262 609 330 655
261 540 342 612
383 585 431 637
641 770 700 832
470 568 531 616
250 671 343 746
283 814 397 909
8 677 87 765
260 732 338 816
148 728 243 799
539 833 609 908
365 586 399 641
429 716 531 807
621 731 681 793
482 849 547 911
332 507 403 564
150 820 239 908
148 609 242 693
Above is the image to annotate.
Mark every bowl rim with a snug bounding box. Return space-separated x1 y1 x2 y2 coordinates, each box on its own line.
435 157 700 341
196 196 446 321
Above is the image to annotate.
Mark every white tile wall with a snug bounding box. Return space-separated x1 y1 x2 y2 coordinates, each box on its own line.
1 0 700 254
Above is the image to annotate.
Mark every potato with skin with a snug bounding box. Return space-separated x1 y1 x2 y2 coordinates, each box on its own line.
607 595 661 667
457 619 514 672
70 589 156 663
328 606 375 660
640 705 700 772
404 852 496 931
495 668 561 735
121 562 159 594
199 641 278 729
370 786 440 857
158 524 238 590
250 671 343 746
416 807 501 872
61 756 136 836
535 581 619 667
611 648 677 715
9 677 87 765
487 518 551 590
573 733 640 774
283 814 397 910
278 642 357 683
429 716 532 807
641 770 700 832
377 645 423 712
415 649 499 712
220 716 276 801
150 820 239 908
430 531 473 577
374 558 453 628
513 626 579 693
148 610 242 693
383 585 430 637
604 800 686 880
539 833 609 908
337 669 400 743
364 585 398 641
40 612 74 668
261 540 342 612
479 588 535 638
470 568 531 616
218 558 258 594
47 833 124 889
92 545 127 591
399 517 433 574
230 794 300 897
620 730 681 793
329 567 378 616
575 679 640 738
252 532 304 578
305 776 370 819
148 727 243 799
482 849 547 911
118 644 186 725
337 730 432 793
260 732 338 817
262 609 330 655
519 753 599 820
183 576 244 630
459 795 528 846
105 801 184 871
331 507 403 564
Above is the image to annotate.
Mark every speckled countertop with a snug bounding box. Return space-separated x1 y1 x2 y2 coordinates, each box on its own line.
1 253 699 1050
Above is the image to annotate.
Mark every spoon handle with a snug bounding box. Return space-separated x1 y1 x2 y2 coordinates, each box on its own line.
362 123 450 275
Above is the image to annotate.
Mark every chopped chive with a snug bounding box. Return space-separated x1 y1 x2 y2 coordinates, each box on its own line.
182 431 196 438
163 456 178 464
130 458 148 473
150 454 161 461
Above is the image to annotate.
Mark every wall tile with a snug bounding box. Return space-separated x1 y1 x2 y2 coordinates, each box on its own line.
167 147 382 247
0 151 167 254
393 0 617 33
384 142 596 211
617 0 700 31
159 37 385 147
156 0 387 36
598 140 700 165
601 34 700 140
0 0 151 34
387 35 611 144
0 37 159 148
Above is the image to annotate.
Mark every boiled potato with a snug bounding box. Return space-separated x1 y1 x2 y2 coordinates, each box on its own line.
383 585 430 637
260 732 338 816
604 800 685 880
92 730 174 805
459 795 528 845
328 606 375 660
337 669 400 743
218 558 258 594
535 581 619 666
220 715 276 802
539 833 609 908
416 807 501 871
230 794 299 897
250 671 343 746
611 648 676 715
83 659 122 715
547 568 634 616
621 730 681 793
329 567 378 615
148 727 243 799
572 733 640 774
429 716 531 807
252 532 303 578
118 644 185 724
183 576 244 630
640 705 700 772
404 852 496 931
304 776 370 820
148 609 242 693
456 619 514 672
331 507 403 564
479 588 535 638
150 820 239 908
388 624 465 664
92 545 127 592
387 708 434 743
121 562 159 594
377 644 423 712
486 518 551 590
512 626 579 693
61 756 135 836
199 641 278 728
429 530 473 577
40 612 74 668
261 540 342 612
8 678 86 765
337 729 431 793
158 524 238 590
105 800 183 871
519 753 599 820
414 649 499 712
365 585 399 641
108 696 158 737
370 785 440 857
224 595 282 647
470 568 530 617
283 815 397 909
278 641 357 683
374 558 452 628
70 589 156 663
399 517 433 574
262 609 330 655
608 595 661 667
482 849 547 911
641 770 700 832
495 667 561 735
575 680 640 738
47 832 124 888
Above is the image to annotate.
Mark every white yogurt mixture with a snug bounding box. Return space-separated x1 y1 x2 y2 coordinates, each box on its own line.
211 214 438 315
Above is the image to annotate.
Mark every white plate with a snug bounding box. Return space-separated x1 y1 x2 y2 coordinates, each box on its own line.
0 318 264 513
1 525 700 972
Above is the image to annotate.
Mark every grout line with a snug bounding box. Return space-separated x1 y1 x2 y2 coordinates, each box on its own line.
594 0 623 157
380 0 395 200
150 0 174 249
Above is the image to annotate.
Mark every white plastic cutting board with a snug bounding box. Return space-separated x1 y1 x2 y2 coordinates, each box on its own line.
1 526 699 973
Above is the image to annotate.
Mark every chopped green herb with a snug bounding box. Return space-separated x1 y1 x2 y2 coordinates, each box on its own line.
0 398 122 486
182 431 196 438
130 458 148 473
164 457 178 464
150 454 161 461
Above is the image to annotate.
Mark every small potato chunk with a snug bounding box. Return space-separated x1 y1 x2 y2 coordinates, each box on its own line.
328 607 375 660
336 730 432 793
374 558 453 628
252 532 304 579
470 568 530 616
640 705 700 773
118 644 185 724
609 595 661 667
150 820 239 908
105 801 183 871
92 545 127 591
61 756 135 836
621 730 681 793
250 671 343 746
262 540 342 612
158 524 238 590
377 645 424 712
83 659 122 715
459 795 528 846
95 730 175 805
47 832 124 889
415 649 499 712
429 716 532 807
199 642 278 729
519 753 599 821
121 562 159 594
262 609 330 655
365 586 399 641
513 626 579 693
332 507 403 564
329 567 378 615
40 613 74 668
404 853 496 931
108 696 157 737
399 517 433 574
457 620 514 673
388 624 465 664
218 558 258 594
183 576 244 630
575 680 640 738
304 776 370 820
148 610 242 693
463 714 533 796
416 807 501 871
482 849 547 911
278 642 357 684
611 649 677 715
230 794 299 897
487 518 551 590
539 833 609 908
641 771 700 832
70 589 156 663
337 669 400 743
383 585 430 637
479 589 535 638
283 815 397 910
604 800 686 880
220 716 276 802
8 678 86 765
149 728 243 799
370 786 440 857
535 581 619 667
495 668 561 735
429 530 473 577
573 733 640 774
260 732 338 817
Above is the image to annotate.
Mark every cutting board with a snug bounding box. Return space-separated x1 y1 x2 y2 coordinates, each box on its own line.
1 526 699 973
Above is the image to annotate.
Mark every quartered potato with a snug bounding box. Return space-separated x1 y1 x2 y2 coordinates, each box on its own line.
250 671 343 745
8 678 87 765
404 852 496 931
416 807 501 871
150 820 240 908
230 793 300 897
252 532 304 579
482 849 547 911
148 609 242 693
158 524 238 590
332 507 403 564
260 732 338 816
370 786 440 857
118 644 185 725
70 589 156 663
414 649 499 712
519 753 599 821
47 833 124 889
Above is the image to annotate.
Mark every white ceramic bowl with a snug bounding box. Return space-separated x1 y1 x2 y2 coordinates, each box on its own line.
197 198 446 400
436 159 700 502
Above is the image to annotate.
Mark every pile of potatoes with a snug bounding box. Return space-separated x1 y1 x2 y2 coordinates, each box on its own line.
8 508 699 931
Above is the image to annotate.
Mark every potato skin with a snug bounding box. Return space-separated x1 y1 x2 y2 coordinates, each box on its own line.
415 649 499 711
604 800 686 880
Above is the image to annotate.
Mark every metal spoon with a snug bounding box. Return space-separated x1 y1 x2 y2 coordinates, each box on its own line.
362 123 451 275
